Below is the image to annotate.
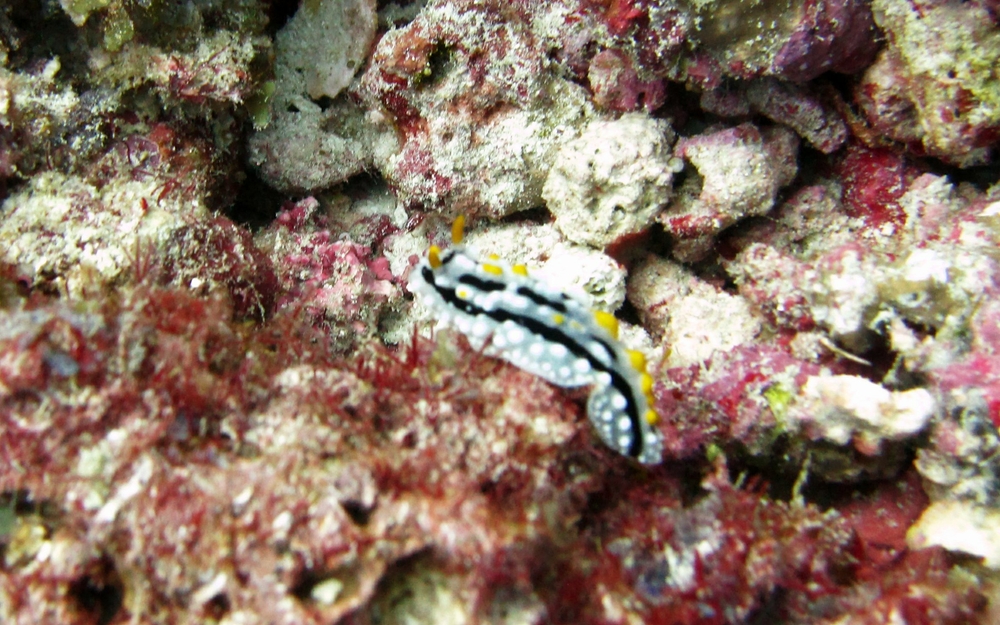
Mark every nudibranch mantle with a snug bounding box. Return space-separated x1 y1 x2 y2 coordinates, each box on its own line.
409 217 663 465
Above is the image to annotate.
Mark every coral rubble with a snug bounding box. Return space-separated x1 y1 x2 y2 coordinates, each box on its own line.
2 0 999 622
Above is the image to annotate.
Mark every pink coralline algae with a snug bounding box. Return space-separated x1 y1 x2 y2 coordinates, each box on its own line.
745 79 849 154
926 295 1000 432
768 0 880 81
650 342 826 458
831 142 924 233
698 79 848 154
587 49 666 113
257 198 401 351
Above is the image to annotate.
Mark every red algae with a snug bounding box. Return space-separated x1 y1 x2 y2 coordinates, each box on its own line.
160 215 279 321
540 459 980 625
0 287 609 624
257 197 402 352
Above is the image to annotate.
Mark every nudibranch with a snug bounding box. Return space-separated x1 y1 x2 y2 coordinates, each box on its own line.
409 216 663 465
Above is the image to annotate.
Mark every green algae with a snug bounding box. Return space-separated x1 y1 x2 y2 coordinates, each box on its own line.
247 80 276 130
763 382 793 424
103 9 135 52
686 0 801 71
62 0 112 25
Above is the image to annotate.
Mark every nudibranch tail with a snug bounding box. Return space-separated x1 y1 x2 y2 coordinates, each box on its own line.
409 218 663 465
587 377 662 465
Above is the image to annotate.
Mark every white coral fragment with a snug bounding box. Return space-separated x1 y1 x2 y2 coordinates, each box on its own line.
628 256 760 368
280 0 376 100
543 113 676 248
908 500 1000 569
808 248 880 348
791 375 935 453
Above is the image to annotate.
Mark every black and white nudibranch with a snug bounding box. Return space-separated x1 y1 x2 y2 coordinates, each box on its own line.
409 216 663 465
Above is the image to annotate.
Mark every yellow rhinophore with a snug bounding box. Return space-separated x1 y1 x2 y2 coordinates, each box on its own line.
428 245 443 269
451 214 466 245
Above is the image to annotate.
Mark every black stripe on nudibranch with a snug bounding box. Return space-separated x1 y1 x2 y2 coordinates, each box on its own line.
515 286 569 314
457 274 507 292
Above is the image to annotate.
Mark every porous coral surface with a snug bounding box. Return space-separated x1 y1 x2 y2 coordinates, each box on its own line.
1 0 1000 623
